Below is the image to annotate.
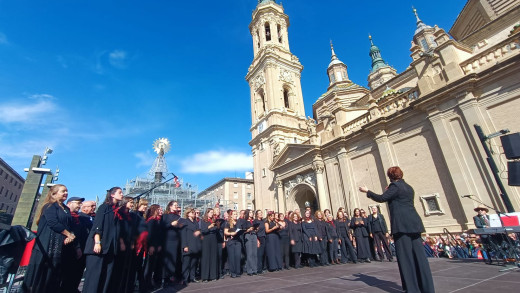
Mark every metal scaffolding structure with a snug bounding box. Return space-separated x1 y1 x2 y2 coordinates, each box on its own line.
123 176 214 214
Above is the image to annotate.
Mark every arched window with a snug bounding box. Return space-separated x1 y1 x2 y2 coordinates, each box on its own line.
259 90 266 113
277 24 282 43
283 88 290 109
265 22 271 41
256 30 260 48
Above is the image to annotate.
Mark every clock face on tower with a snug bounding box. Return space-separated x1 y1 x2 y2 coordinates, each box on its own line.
258 120 266 133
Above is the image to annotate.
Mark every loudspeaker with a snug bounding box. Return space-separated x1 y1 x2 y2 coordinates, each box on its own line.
508 161 520 186
501 133 520 159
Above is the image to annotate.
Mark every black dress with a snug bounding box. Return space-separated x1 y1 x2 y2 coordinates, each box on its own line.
265 221 282 271
82 203 122 293
350 216 371 260
200 220 219 281
301 220 321 255
22 202 73 293
162 213 182 281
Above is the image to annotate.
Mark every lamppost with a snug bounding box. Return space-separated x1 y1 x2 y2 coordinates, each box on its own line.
12 147 55 228
474 124 514 212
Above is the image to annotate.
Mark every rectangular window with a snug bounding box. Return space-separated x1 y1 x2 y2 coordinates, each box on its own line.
420 38 429 51
247 184 251 189
233 192 238 199
234 203 238 210
247 204 252 210
419 193 444 216
233 182 238 188
247 193 252 200
262 168 266 177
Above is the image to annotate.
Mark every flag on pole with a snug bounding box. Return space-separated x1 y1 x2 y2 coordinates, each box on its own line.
174 176 180 188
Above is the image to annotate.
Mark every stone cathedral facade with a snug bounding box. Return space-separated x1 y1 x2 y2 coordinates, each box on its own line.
246 0 520 233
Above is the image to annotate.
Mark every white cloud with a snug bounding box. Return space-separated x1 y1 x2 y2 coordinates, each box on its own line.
0 94 57 124
135 151 155 168
181 150 253 173
109 50 128 69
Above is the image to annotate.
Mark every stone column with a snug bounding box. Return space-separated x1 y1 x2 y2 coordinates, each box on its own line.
427 110 475 226
373 128 396 172
276 178 286 213
336 147 350 212
313 159 330 211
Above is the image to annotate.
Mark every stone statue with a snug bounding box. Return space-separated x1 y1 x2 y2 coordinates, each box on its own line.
306 116 317 136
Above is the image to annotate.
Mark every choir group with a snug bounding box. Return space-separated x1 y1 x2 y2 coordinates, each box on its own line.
21 184 394 293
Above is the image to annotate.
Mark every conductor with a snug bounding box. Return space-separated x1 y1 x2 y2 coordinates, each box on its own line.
359 166 434 293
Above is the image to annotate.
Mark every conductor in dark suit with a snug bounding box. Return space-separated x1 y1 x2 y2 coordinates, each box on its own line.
359 166 434 293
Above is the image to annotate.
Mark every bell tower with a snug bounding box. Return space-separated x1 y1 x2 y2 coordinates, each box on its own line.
246 0 308 211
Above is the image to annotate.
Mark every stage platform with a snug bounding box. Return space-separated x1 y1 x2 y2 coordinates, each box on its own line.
155 258 519 293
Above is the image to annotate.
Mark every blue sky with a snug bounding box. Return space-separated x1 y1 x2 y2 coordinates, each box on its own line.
0 0 466 201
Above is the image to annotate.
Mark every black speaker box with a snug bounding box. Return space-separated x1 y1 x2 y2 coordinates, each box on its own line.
501 133 520 160
508 161 520 186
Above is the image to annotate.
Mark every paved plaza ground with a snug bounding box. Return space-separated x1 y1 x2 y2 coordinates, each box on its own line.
155 258 520 293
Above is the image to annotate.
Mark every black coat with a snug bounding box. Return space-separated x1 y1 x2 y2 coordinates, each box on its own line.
335 219 350 238
146 217 163 248
367 213 388 234
367 179 425 234
315 219 329 241
162 213 182 243
326 221 338 239
288 221 303 253
22 202 72 293
84 203 120 255
181 218 201 255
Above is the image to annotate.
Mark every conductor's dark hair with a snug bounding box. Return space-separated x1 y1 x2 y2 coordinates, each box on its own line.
387 166 404 181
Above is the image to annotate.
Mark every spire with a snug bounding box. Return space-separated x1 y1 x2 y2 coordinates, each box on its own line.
412 6 422 23
330 40 337 59
412 6 432 35
368 35 387 73
328 40 345 67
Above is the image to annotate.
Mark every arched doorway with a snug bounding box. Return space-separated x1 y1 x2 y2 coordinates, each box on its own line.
290 184 318 212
